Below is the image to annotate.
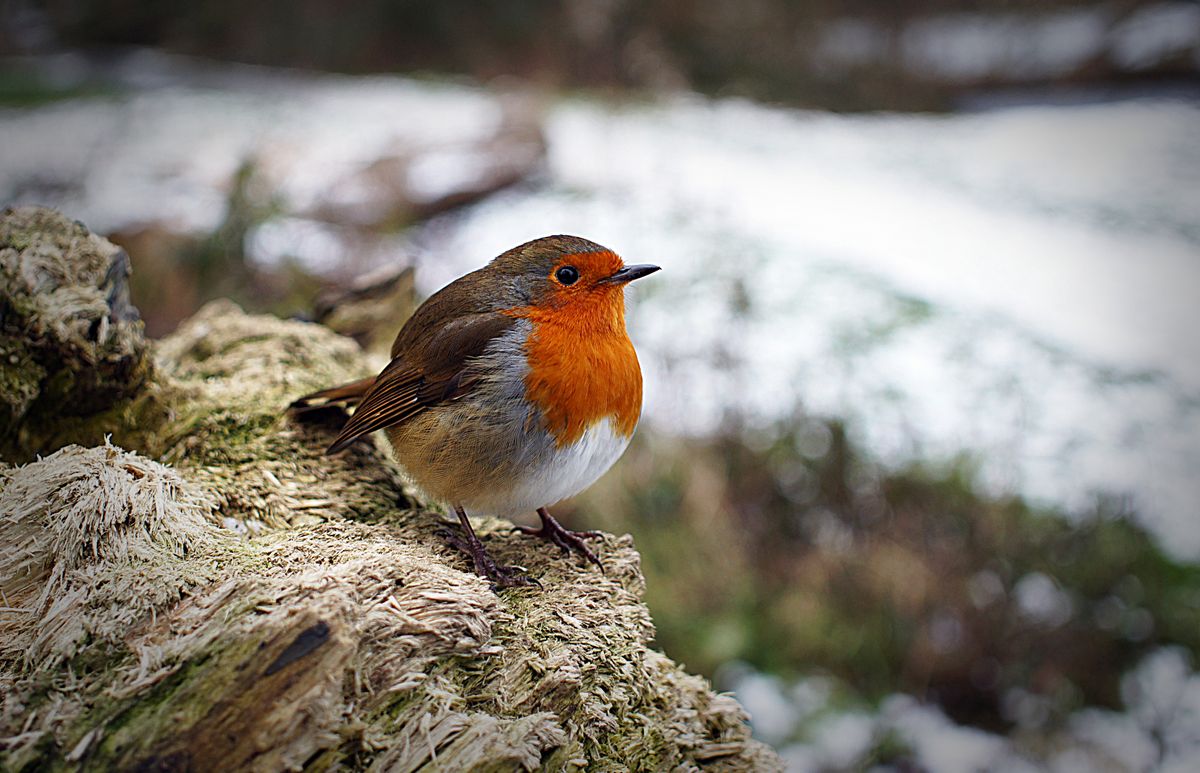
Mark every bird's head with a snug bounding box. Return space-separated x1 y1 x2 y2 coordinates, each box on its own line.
486 236 659 318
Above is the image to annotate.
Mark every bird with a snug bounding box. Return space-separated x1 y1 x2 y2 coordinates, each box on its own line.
291 235 659 588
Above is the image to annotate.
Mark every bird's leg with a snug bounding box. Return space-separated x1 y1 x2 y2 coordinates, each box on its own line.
439 506 541 590
513 508 605 571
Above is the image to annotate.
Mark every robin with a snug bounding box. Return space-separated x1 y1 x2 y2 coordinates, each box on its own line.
292 236 659 588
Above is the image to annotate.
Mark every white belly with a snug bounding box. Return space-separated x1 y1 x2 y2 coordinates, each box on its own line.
461 417 631 517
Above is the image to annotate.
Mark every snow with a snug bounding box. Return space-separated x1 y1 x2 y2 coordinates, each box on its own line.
0 74 502 235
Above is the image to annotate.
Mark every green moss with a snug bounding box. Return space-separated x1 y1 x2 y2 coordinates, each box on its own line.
2 729 61 772
90 646 225 763
168 410 283 462
0 336 44 427
2 383 174 463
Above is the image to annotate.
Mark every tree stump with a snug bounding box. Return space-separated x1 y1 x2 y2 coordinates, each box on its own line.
0 207 781 772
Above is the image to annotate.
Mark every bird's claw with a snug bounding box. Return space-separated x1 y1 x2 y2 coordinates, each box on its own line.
513 515 605 573
437 527 541 590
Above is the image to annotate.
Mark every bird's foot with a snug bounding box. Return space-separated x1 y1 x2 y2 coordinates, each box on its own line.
437 527 541 591
512 509 604 572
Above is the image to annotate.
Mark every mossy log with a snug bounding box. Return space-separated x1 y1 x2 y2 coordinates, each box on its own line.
0 207 781 772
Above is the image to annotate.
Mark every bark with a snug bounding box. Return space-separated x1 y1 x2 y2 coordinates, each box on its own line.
0 207 782 772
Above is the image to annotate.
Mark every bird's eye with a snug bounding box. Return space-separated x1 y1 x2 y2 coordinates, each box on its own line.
555 265 579 285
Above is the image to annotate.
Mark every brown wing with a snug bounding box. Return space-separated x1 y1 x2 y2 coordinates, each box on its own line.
289 376 376 413
325 311 516 453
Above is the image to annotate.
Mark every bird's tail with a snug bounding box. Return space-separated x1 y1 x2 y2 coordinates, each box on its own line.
288 376 377 414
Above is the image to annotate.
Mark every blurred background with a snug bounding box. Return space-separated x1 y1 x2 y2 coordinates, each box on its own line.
3 1 1200 769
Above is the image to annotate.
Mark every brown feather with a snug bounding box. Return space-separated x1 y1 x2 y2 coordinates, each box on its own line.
288 376 376 413
325 311 516 453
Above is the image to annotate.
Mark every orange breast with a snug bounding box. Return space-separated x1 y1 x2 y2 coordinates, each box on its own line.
506 294 643 447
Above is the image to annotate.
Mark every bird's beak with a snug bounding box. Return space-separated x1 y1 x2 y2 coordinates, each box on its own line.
603 264 661 284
